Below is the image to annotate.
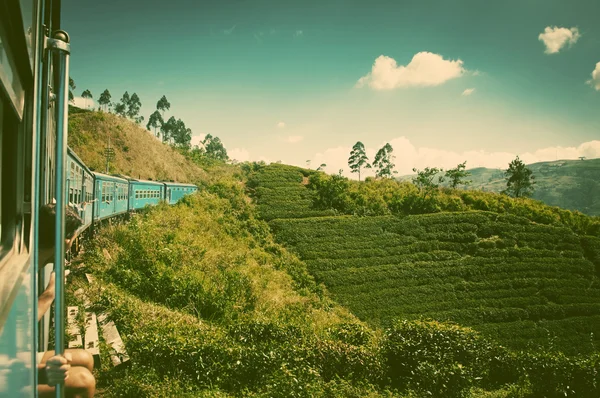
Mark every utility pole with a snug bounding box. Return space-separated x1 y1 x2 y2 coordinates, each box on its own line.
104 134 115 174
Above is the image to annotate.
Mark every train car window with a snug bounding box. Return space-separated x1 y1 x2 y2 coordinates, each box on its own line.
0 22 25 118
19 0 36 68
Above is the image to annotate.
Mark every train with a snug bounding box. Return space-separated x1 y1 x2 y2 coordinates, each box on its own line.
67 147 197 230
0 1 197 396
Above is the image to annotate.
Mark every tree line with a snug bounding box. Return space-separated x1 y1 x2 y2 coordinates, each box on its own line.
345 141 535 199
68 78 229 162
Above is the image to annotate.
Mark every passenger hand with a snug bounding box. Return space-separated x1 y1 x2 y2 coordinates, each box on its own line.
45 352 72 386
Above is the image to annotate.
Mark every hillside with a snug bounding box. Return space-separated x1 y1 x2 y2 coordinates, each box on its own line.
397 158 600 216
66 112 600 397
68 106 206 183
248 163 600 355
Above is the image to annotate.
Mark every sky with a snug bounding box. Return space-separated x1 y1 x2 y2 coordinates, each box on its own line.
63 0 600 178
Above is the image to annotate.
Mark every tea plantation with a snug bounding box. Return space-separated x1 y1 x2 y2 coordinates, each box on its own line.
249 164 600 355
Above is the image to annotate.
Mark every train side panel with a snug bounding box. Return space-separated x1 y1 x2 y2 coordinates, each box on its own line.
129 180 163 210
164 182 198 204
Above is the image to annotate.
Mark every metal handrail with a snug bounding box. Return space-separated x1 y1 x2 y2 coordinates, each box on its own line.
46 30 70 398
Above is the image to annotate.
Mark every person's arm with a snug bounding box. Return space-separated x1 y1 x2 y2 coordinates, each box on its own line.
37 272 56 322
37 270 70 322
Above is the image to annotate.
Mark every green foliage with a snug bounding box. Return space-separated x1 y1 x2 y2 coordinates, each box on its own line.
503 156 535 198
98 89 111 112
308 171 352 213
373 143 397 178
383 320 495 397
348 141 371 181
201 134 229 161
146 110 163 136
446 161 472 189
156 95 171 116
127 92 142 119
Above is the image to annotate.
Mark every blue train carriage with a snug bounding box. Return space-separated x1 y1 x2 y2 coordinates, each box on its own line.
67 147 94 229
128 179 164 210
163 182 198 205
93 172 129 221
0 0 68 395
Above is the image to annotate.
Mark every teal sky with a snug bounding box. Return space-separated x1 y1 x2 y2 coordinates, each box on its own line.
62 0 600 177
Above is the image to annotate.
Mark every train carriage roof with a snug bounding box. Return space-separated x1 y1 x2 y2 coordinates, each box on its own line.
91 171 129 183
67 146 93 175
163 182 198 188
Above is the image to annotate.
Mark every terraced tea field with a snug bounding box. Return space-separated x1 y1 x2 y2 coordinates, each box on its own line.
246 164 600 355
269 212 600 354
247 163 336 220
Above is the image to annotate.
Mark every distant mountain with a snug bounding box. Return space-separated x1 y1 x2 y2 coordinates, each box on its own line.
397 158 600 216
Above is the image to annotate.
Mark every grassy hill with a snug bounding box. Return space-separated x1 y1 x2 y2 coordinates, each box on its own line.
66 111 600 397
68 106 206 183
248 164 600 356
397 158 600 216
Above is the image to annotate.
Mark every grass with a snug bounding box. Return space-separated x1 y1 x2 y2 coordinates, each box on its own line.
68 107 206 183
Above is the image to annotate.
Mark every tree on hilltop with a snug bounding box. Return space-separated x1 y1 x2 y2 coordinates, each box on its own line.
202 134 229 161
503 156 535 198
161 116 176 143
81 89 93 109
348 141 371 181
146 110 164 137
98 89 111 112
69 78 76 104
127 93 142 120
373 143 397 178
172 119 192 148
445 161 472 189
157 95 170 118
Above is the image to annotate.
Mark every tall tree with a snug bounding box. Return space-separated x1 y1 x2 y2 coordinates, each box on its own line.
202 134 228 161
445 161 472 189
127 92 142 120
98 89 111 112
156 95 171 118
172 119 192 148
503 156 535 198
114 104 126 117
413 167 445 194
348 141 371 181
161 116 177 143
115 91 130 117
372 143 396 178
146 110 164 137
81 89 93 109
68 78 76 104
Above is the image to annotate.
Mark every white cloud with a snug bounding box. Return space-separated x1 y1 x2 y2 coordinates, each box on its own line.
286 135 304 144
538 26 581 54
293 30 303 38
355 52 466 90
586 62 600 90
462 88 475 96
306 138 600 179
190 134 206 148
72 96 95 110
228 148 251 162
276 121 286 128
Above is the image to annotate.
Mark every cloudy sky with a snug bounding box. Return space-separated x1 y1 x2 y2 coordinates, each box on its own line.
63 0 600 178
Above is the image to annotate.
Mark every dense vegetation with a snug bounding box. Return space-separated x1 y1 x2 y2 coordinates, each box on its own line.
72 184 600 397
67 112 600 396
398 158 600 217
